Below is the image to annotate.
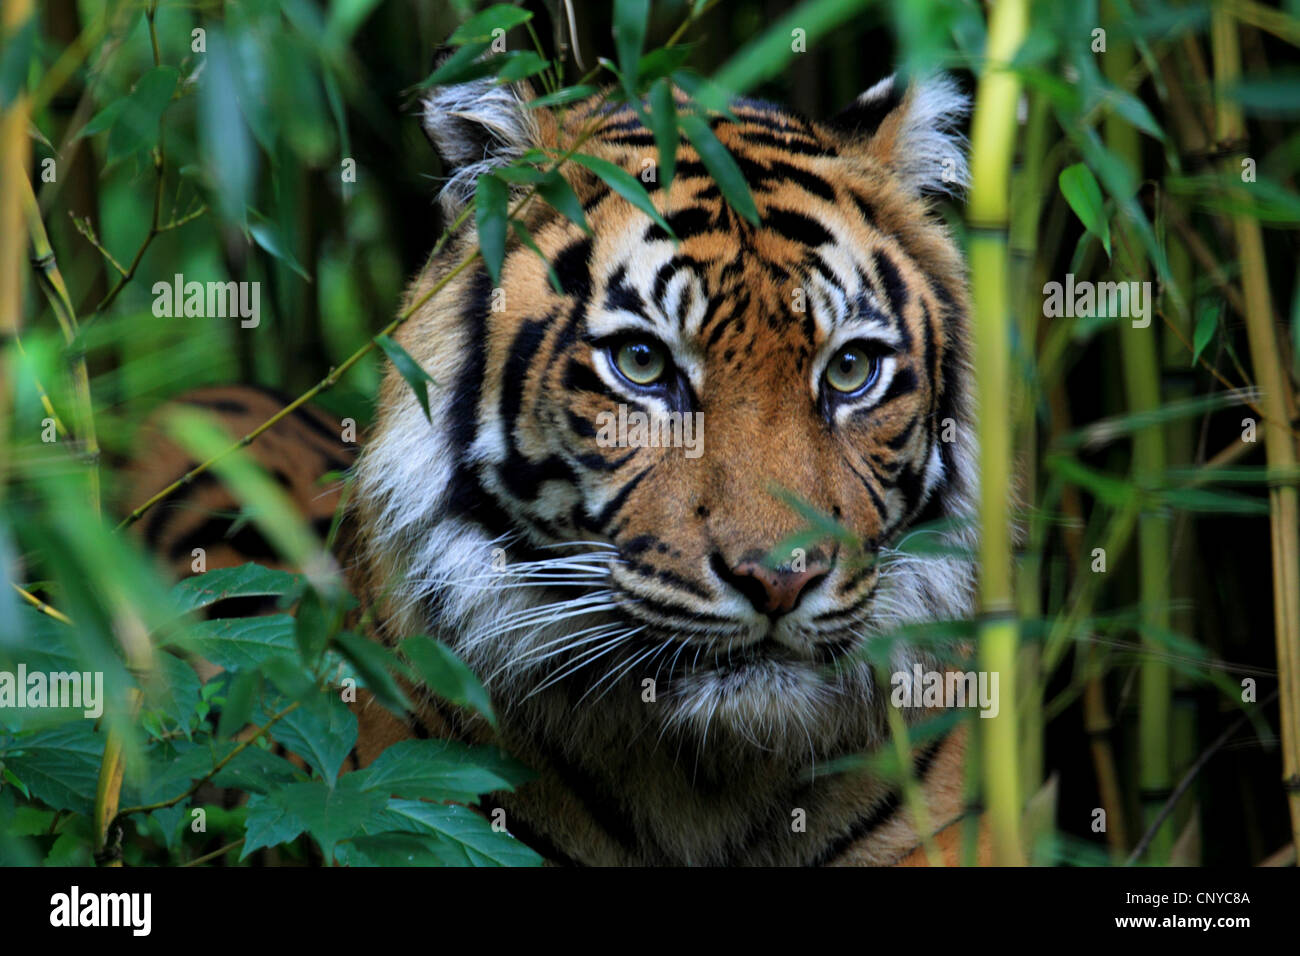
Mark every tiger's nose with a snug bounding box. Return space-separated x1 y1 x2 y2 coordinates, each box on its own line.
718 555 830 616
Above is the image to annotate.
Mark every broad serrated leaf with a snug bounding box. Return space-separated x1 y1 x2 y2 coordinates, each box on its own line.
1058 163 1110 257
265 695 357 784
244 777 387 861
144 652 201 736
475 172 509 284
170 563 300 617
401 635 496 728
186 615 296 671
209 744 303 795
355 799 543 866
0 723 103 815
357 738 531 802
375 333 437 422
571 153 674 237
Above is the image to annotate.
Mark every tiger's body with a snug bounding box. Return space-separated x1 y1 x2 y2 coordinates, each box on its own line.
128 72 989 866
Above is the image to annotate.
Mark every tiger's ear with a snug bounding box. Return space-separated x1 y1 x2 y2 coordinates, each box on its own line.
420 65 544 215
830 73 970 199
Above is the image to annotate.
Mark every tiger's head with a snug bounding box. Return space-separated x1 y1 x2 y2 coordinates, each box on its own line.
354 74 977 762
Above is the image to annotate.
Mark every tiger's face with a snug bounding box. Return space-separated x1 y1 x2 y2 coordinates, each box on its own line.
355 75 976 759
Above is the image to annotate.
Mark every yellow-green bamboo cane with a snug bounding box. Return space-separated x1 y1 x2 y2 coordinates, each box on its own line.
0 0 34 486
1211 8 1300 854
1010 90 1052 804
966 0 1029 866
1102 11 1173 863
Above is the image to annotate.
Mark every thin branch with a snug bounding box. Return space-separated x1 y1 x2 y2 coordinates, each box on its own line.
1127 689 1280 864
115 701 301 820
11 582 73 626
182 838 244 867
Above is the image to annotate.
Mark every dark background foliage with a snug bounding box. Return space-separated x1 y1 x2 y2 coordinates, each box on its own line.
5 0 1300 865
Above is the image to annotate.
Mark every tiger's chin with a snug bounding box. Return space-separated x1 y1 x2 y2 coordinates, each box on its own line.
655 649 887 757
489 612 895 761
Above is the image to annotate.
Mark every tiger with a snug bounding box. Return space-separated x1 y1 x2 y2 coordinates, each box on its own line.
127 70 990 866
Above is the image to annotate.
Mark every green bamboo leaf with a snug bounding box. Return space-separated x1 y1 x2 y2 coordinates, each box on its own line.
1058 163 1110 257
1224 73 1300 117
648 78 677 192
1105 87 1165 141
448 4 532 45
511 220 564 294
475 171 509 283
75 99 125 140
334 630 414 716
107 65 179 164
1192 299 1220 366
494 164 546 185
375 333 437 422
613 0 650 97
638 46 693 86
699 0 877 109
528 85 598 109
325 0 383 43
496 50 550 83
401 635 497 728
216 669 261 740
249 219 312 281
571 152 675 237
679 113 759 225
0 18 35 109
537 170 590 234
422 41 492 86
166 409 326 571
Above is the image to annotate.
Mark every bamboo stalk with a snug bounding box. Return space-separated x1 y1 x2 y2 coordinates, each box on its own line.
1164 231 1201 853
22 176 101 509
1103 7 1174 863
1211 7 1300 854
1011 90 1052 802
965 0 1029 867
0 0 34 488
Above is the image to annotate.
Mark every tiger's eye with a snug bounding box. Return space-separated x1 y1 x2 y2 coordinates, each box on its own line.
615 340 667 385
825 344 878 393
